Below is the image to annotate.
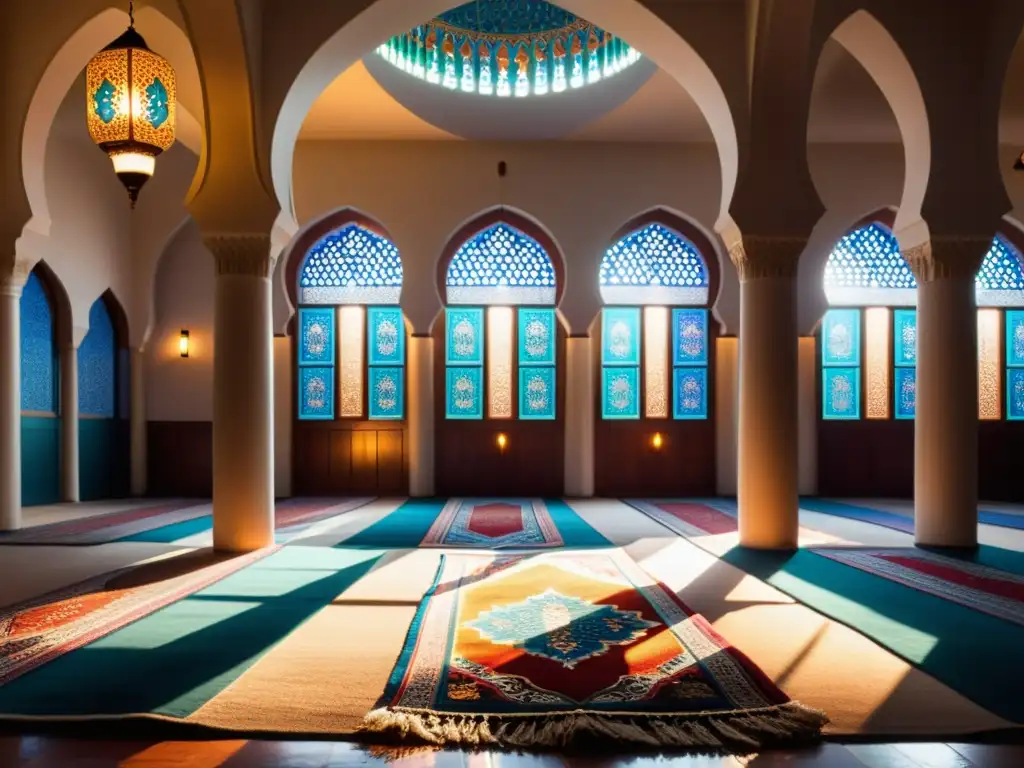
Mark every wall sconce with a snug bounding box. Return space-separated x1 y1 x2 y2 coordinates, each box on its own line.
651 432 664 450
179 330 190 358
496 433 508 454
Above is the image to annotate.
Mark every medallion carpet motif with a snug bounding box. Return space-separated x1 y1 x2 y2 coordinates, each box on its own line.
812 547 1024 627
627 500 737 537
364 551 827 750
421 499 564 548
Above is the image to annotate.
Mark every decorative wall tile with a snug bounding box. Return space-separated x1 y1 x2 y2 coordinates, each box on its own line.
446 308 484 365
601 366 640 419
1009 369 1024 420
602 307 640 366
299 307 335 366
894 309 917 367
368 366 404 420
518 366 556 420
338 306 363 418
299 366 334 420
643 307 668 419
822 309 860 366
977 309 1002 420
517 308 556 366
672 308 708 366
864 307 890 419
823 368 860 419
673 367 707 419
487 307 513 419
78 299 116 418
367 306 405 365
446 366 483 419
894 367 916 420
19 272 56 413
1008 310 1024 367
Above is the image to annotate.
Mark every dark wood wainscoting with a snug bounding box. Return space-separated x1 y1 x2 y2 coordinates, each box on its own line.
432 321 566 497
293 422 408 495
979 422 1024 502
817 420 914 497
148 421 212 497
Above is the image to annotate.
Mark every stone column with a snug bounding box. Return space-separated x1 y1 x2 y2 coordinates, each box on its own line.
407 335 435 497
0 267 26 530
60 343 80 503
906 237 988 548
206 235 275 552
130 348 147 497
729 237 804 549
564 335 594 497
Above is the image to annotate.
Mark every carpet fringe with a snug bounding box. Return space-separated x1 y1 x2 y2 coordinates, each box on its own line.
359 701 829 752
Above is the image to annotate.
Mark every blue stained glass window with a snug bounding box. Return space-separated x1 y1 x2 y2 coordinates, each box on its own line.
602 307 640 366
822 309 861 366
518 308 556 366
1009 369 1024 420
824 224 915 292
445 223 556 305
977 237 1024 291
894 309 917 367
673 368 707 419
368 367 404 420
19 272 56 413
367 306 405 366
446 307 484 366
1007 310 1024 367
672 309 707 366
895 367 916 420
519 367 556 420
297 307 336 421
78 299 116 418
601 224 708 290
298 224 402 304
602 366 639 419
823 368 860 419
299 367 334 420
447 366 483 419
299 308 335 365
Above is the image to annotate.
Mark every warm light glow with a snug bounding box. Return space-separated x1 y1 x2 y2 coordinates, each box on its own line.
651 432 663 450
864 308 890 419
497 433 508 450
110 151 155 176
339 306 364 417
178 330 189 358
487 307 513 418
978 309 1002 419
644 307 669 418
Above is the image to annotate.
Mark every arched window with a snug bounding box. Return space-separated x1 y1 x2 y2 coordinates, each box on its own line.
79 298 116 418
820 223 1024 421
20 271 57 414
295 222 406 421
443 222 558 420
598 223 711 420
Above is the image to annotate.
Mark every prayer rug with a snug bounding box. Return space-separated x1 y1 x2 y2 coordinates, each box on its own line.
363 551 827 751
0 501 211 545
421 499 563 548
627 500 737 537
0 546 277 686
811 547 1024 628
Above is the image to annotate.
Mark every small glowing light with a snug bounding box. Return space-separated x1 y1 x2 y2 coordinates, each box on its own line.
497 433 508 451
179 330 189 358
652 432 663 450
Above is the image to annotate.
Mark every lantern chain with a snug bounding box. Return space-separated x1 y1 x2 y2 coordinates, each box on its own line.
129 1 135 28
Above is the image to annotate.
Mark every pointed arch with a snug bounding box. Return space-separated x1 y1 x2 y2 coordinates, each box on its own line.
20 262 71 415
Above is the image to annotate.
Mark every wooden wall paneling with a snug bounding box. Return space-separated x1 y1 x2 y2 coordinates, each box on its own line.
147 421 213 497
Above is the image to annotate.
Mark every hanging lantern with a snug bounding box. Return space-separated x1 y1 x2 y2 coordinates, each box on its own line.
86 2 176 207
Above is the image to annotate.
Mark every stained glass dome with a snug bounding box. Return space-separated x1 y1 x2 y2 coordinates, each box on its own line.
446 222 557 305
376 0 640 98
600 223 710 306
298 223 403 305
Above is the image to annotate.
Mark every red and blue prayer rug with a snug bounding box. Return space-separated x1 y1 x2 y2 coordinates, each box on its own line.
811 547 1024 627
627 499 738 537
421 498 564 548
363 551 827 751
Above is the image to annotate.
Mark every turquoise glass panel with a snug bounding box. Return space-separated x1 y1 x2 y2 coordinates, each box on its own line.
602 308 640 366
822 367 860 419
446 366 483 419
1007 310 1024 367
601 366 640 419
518 308 556 366
518 367 556 420
368 366 404 420
20 271 57 413
894 309 917 367
78 299 116 418
822 309 860 366
673 368 708 419
145 78 169 128
298 308 335 366
1009 369 1024 420
367 306 405 366
895 367 916 419
298 366 334 420
446 308 484 366
93 79 117 123
672 309 708 366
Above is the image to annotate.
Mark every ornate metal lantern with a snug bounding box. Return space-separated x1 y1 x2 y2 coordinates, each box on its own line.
86 2 176 206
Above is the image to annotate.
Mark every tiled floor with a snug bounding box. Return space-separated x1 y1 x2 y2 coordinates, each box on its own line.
3 738 1024 767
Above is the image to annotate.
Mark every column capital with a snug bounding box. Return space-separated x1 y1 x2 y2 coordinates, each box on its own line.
904 236 991 283
204 234 275 278
0 261 31 297
728 236 806 281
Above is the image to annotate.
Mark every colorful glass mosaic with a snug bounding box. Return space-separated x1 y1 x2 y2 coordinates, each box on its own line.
446 224 556 306
447 366 484 419
823 368 860 419
298 367 334 420
673 367 707 419
601 224 709 305
672 309 708 366
643 307 668 419
1009 369 1024 421
1008 311 1024 367
893 309 917 367
519 367 556 420
864 308 891 419
19 272 57 413
298 308 335 365
823 224 916 306
487 307 514 419
602 366 640 419
978 309 1002 420
446 308 485 365
822 309 861 367
298 224 402 305
78 299 116 418
895 367 916 420
338 306 364 419
517 308 556 366
368 367 404 420
367 306 405 366
602 308 640 366
977 237 1024 291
